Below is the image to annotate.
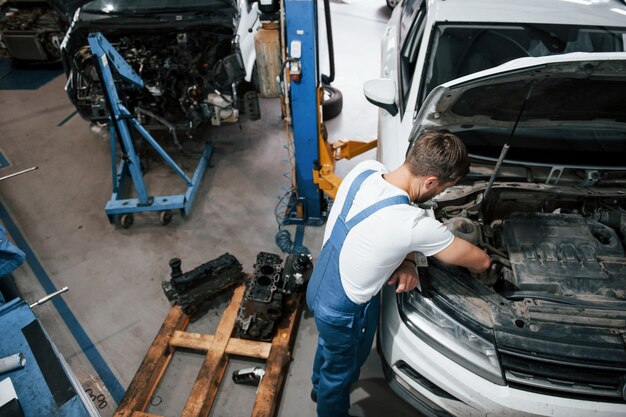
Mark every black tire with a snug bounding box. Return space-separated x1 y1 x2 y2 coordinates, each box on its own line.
386 0 400 8
322 85 343 121
160 210 173 226
120 213 134 229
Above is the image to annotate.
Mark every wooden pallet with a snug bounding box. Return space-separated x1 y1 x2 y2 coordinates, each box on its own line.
113 284 304 417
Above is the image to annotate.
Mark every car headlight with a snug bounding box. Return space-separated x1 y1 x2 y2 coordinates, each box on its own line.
399 290 505 385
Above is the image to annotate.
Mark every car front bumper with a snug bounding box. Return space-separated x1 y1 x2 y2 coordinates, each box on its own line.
379 286 626 417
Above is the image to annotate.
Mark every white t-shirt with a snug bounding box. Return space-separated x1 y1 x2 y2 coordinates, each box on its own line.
323 160 454 304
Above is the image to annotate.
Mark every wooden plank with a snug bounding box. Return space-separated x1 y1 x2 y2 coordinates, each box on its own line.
113 306 189 417
226 338 272 359
181 285 246 417
251 293 304 417
170 331 271 359
130 411 163 417
170 331 214 351
254 22 282 98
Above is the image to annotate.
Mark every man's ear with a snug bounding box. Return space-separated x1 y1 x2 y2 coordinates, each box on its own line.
423 176 440 190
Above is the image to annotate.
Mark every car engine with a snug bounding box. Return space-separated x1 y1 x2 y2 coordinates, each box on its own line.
0 1 66 61
236 252 313 341
66 31 249 129
438 187 626 302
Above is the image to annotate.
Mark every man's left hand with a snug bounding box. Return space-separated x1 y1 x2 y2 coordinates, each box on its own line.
388 261 419 293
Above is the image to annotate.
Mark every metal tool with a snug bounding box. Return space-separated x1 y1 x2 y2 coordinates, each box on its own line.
232 366 265 385
0 167 38 182
29 287 69 308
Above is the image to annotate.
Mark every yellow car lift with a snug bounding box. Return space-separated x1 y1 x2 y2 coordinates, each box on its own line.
313 87 377 200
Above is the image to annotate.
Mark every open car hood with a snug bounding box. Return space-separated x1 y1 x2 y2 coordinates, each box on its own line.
49 0 85 18
50 0 236 19
414 52 626 170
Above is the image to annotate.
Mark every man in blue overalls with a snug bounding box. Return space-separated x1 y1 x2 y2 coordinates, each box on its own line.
306 131 491 417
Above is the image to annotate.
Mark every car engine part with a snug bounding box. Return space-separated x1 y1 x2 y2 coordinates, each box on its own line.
501 212 626 299
65 31 250 129
435 187 626 303
162 253 244 317
232 366 265 385
0 1 66 61
236 252 313 341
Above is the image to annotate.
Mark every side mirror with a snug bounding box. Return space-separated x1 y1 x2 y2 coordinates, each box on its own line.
363 78 398 116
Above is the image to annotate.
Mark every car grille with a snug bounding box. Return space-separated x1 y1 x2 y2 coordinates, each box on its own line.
500 348 626 402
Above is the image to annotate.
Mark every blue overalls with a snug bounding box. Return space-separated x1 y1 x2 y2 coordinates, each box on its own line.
306 169 409 417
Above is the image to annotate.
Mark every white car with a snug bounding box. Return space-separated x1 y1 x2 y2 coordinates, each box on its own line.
364 1 626 416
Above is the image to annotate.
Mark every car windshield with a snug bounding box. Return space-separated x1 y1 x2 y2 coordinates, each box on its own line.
420 23 626 105
81 0 233 13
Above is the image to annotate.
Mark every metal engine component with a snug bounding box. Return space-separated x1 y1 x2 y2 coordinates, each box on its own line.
236 252 313 341
67 32 246 127
232 366 265 385
0 2 66 61
162 253 244 317
443 216 480 245
502 212 626 299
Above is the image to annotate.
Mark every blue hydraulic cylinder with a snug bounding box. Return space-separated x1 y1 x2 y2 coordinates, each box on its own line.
284 0 324 224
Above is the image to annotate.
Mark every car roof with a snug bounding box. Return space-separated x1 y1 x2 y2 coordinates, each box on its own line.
428 0 626 27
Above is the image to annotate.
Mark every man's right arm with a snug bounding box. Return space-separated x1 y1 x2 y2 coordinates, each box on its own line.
433 236 490 273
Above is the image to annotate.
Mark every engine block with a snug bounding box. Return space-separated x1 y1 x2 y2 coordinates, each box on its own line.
236 252 313 341
162 253 244 317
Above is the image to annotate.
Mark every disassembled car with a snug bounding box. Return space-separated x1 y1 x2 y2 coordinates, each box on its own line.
59 0 260 133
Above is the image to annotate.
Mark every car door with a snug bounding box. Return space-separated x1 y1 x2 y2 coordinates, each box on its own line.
377 0 427 169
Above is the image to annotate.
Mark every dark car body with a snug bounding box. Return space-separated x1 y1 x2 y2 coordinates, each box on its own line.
0 0 71 62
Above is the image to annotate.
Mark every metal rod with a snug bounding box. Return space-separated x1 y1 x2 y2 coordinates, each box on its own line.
483 84 534 202
30 287 69 308
483 144 510 202
0 167 38 182
57 109 79 127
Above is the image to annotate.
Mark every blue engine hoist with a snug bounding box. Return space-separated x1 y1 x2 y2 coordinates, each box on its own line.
87 32 212 228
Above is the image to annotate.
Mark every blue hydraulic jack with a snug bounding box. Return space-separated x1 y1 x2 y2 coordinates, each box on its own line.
88 32 212 228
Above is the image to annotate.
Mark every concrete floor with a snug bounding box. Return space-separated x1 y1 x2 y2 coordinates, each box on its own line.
0 1 420 416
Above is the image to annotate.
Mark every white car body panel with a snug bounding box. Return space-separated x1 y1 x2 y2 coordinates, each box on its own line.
376 0 626 170
380 288 626 417
237 0 260 82
415 52 626 131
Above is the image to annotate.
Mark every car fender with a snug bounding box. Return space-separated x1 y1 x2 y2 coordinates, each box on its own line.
237 0 260 82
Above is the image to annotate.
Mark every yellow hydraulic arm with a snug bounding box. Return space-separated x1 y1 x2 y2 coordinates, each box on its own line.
313 129 377 199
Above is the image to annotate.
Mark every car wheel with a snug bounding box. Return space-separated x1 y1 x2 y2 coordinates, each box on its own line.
386 0 400 8
322 85 343 121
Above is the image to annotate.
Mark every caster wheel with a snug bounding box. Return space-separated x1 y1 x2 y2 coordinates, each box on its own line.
160 210 173 225
120 213 134 229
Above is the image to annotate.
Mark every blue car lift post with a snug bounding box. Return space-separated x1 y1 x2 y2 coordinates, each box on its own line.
280 0 327 250
88 32 212 228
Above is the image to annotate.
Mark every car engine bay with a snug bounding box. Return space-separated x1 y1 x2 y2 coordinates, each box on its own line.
65 30 249 129
0 1 66 61
436 184 626 304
